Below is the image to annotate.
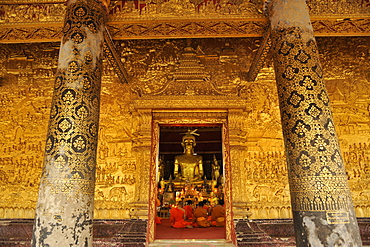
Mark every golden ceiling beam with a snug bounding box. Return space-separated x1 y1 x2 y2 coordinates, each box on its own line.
246 26 271 82
106 19 269 40
0 18 369 44
103 27 130 84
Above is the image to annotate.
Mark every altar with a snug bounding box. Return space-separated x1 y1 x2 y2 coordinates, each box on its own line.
157 128 224 207
160 178 223 205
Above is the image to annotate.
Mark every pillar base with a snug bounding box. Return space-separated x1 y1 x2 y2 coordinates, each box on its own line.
292 210 362 246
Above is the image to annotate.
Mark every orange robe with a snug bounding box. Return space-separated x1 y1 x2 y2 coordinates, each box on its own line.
170 207 192 228
211 205 225 227
193 207 211 228
155 198 162 224
183 205 193 219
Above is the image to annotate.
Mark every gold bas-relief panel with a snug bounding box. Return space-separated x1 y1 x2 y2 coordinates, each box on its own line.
0 1 369 43
0 0 368 23
0 37 369 219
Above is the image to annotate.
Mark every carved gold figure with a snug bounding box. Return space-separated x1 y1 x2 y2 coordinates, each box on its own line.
212 154 221 184
174 129 204 183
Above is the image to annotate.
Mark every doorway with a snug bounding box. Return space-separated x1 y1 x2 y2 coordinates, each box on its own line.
148 121 234 243
157 125 225 239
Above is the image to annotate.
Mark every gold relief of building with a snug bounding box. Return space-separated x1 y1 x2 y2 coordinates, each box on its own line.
0 36 370 220
0 0 370 245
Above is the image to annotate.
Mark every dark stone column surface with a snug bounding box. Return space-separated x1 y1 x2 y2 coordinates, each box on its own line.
31 0 108 246
267 0 363 246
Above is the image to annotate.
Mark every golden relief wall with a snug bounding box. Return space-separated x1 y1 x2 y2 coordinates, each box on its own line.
1 0 368 44
1 0 368 23
0 36 369 219
0 43 57 218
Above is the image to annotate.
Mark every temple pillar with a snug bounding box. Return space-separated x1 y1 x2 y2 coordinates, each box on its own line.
267 0 363 246
228 109 251 219
31 0 109 246
129 109 152 219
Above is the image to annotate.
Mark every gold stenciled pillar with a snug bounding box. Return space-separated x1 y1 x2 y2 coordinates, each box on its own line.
32 0 109 245
267 0 362 246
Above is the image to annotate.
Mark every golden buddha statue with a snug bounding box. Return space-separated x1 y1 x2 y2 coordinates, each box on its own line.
174 129 204 184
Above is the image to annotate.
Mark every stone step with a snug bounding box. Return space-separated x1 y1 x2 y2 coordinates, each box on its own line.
247 221 266 233
236 222 273 243
148 239 235 247
237 238 273 243
238 243 295 247
238 233 271 239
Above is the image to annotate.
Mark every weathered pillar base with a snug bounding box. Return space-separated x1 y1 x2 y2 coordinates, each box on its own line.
31 0 108 245
266 0 363 246
293 210 361 246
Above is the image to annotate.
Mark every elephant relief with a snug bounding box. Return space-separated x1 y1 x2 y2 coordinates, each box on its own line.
273 188 290 202
253 185 275 202
108 186 128 201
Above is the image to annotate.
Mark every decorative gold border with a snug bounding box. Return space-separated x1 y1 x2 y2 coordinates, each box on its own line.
147 119 159 244
222 121 237 245
0 0 64 3
1 18 369 43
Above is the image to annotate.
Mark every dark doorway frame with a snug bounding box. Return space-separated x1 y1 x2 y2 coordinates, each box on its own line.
147 111 236 245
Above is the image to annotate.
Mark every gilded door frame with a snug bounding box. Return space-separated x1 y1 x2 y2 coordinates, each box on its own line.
146 110 236 245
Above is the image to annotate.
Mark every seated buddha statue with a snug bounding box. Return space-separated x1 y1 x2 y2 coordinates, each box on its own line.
174 129 204 184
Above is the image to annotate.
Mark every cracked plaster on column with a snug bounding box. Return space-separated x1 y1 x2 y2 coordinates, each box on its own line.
328 224 360 247
303 216 324 247
58 28 104 86
268 0 314 42
33 1 105 246
34 181 93 242
266 1 363 246
303 215 361 247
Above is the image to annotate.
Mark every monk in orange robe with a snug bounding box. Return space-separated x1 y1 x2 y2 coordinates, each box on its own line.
170 202 193 228
155 197 162 224
211 199 225 227
192 201 211 228
183 200 194 220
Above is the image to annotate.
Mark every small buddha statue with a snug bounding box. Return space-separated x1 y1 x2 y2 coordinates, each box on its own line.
159 177 165 190
158 155 165 180
212 154 220 184
165 176 175 192
174 129 204 183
